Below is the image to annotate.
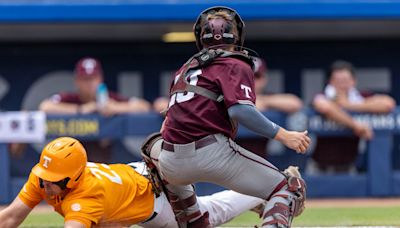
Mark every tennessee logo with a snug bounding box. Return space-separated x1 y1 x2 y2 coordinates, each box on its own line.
71 203 81 212
43 156 52 168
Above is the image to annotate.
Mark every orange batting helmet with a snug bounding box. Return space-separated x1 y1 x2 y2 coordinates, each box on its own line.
32 137 87 189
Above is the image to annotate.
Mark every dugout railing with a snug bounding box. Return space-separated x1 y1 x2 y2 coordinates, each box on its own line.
1 109 399 203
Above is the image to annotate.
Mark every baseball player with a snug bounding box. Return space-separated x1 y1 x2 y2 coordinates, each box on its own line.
158 6 310 227
0 136 270 228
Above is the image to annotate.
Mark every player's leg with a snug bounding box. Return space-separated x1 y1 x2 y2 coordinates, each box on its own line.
164 183 210 228
137 192 178 228
260 166 305 227
197 190 264 226
192 134 306 227
141 134 210 228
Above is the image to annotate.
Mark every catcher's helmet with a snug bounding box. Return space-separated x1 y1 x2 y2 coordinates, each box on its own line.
32 137 87 189
193 6 245 50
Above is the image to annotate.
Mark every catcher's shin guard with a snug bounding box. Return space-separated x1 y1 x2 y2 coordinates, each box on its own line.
169 193 211 228
188 211 211 228
261 166 306 228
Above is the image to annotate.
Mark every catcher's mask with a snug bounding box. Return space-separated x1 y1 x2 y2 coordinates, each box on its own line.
32 137 87 189
193 6 245 51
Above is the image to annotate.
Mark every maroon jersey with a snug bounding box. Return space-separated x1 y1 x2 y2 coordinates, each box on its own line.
163 57 256 144
50 91 128 104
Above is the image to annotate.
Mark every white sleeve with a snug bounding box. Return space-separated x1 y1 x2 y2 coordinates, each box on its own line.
126 162 148 176
197 190 264 226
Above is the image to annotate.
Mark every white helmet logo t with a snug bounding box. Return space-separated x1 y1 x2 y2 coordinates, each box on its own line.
43 156 52 168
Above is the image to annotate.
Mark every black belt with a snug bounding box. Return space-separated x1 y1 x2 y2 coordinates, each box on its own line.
142 211 158 223
141 193 160 223
162 135 217 152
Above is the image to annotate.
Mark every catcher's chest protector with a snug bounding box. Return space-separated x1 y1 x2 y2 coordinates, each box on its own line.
170 48 254 103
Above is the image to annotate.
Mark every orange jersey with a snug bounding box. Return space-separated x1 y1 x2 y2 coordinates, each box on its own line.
18 162 155 227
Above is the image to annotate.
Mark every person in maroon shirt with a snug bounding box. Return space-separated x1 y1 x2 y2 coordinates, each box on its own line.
39 57 151 162
157 6 310 228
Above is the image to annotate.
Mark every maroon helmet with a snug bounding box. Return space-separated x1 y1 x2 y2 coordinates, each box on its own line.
193 6 245 50
74 57 103 79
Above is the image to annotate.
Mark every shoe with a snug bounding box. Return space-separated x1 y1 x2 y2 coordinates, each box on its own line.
250 202 266 218
284 166 301 178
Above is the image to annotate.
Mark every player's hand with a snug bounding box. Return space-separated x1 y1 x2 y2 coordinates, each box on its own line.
335 92 351 108
98 100 118 117
353 122 373 140
275 128 311 154
80 101 97 114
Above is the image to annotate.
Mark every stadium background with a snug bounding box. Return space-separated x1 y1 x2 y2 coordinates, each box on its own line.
1 0 400 204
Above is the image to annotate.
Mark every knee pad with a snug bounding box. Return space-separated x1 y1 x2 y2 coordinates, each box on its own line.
284 166 306 217
141 132 165 196
262 166 306 227
169 193 204 227
141 132 163 170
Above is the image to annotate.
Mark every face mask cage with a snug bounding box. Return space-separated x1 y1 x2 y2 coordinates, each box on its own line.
194 6 245 51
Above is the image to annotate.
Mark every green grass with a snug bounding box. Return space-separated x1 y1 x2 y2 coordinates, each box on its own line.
21 206 400 227
291 207 400 226
21 213 63 227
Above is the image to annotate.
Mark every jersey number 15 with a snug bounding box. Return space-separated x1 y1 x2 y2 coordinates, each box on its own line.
168 69 201 108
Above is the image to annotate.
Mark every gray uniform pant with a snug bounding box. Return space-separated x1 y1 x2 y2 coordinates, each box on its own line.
158 134 286 201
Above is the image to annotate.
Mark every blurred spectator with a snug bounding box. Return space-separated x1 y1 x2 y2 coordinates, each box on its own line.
237 57 303 158
39 57 151 162
153 96 170 114
310 60 396 173
253 57 303 113
40 57 150 115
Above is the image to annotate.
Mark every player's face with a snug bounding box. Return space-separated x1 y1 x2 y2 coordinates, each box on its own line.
330 69 355 92
42 180 63 196
75 76 102 101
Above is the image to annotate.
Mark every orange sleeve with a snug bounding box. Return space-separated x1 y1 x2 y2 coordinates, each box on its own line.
62 198 104 228
18 173 43 208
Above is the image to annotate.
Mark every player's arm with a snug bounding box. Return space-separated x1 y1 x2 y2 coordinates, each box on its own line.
313 95 373 139
228 104 310 153
256 94 303 113
0 197 33 228
39 99 97 114
101 98 151 115
338 94 395 114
